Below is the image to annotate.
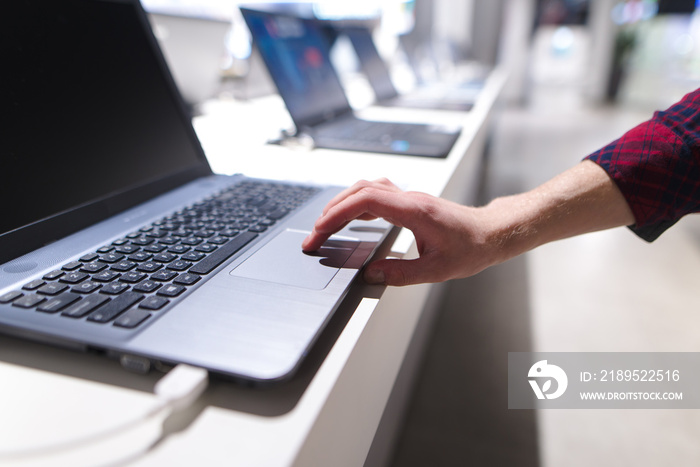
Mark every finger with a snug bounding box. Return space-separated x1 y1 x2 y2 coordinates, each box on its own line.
302 226 341 252
315 187 416 236
303 187 413 252
364 256 443 286
321 178 401 216
303 212 380 251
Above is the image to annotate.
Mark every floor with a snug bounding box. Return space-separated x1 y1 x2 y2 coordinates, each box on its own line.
386 83 700 467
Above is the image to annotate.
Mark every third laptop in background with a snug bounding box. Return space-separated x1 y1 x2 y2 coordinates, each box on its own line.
342 26 481 112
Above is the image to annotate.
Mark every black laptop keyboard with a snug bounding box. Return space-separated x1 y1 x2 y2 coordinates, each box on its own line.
325 119 417 141
0 180 319 329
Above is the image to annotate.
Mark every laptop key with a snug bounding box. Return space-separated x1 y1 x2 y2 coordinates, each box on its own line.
131 237 154 246
87 291 144 323
173 273 201 286
145 230 166 238
60 271 89 284
128 252 152 262
189 231 258 275
93 270 121 282
62 261 83 271
0 290 24 304
115 244 140 254
219 229 240 237
181 251 205 262
151 270 178 282
139 295 169 310
194 243 217 253
99 253 124 263
166 260 191 271
181 237 203 246
100 282 130 295
114 309 152 329
133 280 161 293
13 294 46 308
80 253 99 262
207 236 229 245
120 271 147 283
43 270 65 281
111 260 137 272
246 194 268 206
144 244 167 253
193 230 215 238
168 244 190 254
62 294 110 318
23 279 46 290
81 262 108 273
153 253 177 263
266 208 289 220
228 221 248 230
37 292 81 313
171 230 190 238
72 281 102 294
137 261 162 273
158 223 180 231
157 284 185 297
37 283 69 296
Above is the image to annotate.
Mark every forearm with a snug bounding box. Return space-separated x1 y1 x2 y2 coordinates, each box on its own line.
481 160 635 265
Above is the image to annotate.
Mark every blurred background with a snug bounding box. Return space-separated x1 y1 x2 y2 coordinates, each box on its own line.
139 1 700 466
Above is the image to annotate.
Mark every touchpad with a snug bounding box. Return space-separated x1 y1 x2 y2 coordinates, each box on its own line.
230 229 359 290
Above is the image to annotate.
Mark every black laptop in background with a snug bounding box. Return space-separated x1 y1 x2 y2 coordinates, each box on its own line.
240 7 462 159
341 26 478 112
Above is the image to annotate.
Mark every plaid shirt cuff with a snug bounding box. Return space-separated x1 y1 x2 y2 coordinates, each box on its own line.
584 89 700 241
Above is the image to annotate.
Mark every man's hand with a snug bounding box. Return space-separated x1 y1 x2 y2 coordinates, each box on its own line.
301 162 635 287
302 178 501 286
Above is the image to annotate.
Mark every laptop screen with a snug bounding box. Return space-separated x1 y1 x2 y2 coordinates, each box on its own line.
1 0 211 264
344 27 399 102
241 8 353 129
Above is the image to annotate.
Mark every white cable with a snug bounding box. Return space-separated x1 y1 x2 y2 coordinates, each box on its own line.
153 363 209 412
0 364 209 463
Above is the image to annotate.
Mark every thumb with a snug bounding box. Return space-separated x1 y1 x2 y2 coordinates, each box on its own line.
363 257 435 287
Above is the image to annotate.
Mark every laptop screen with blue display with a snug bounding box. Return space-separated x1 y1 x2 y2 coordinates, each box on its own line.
242 9 352 129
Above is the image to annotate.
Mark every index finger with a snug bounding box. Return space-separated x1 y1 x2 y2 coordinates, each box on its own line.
321 178 401 216
302 186 414 251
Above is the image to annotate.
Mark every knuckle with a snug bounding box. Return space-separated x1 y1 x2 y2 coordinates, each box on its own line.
356 185 380 200
408 192 439 219
354 179 372 189
389 265 412 287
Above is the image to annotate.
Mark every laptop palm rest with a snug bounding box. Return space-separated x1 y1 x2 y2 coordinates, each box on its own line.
230 230 359 290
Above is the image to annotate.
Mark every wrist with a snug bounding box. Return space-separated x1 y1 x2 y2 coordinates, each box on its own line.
478 195 542 266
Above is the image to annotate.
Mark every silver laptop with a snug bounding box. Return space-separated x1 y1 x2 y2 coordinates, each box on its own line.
0 0 391 384
342 26 478 112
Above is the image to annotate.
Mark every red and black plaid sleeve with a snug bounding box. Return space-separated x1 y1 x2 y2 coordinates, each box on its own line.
585 88 700 241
